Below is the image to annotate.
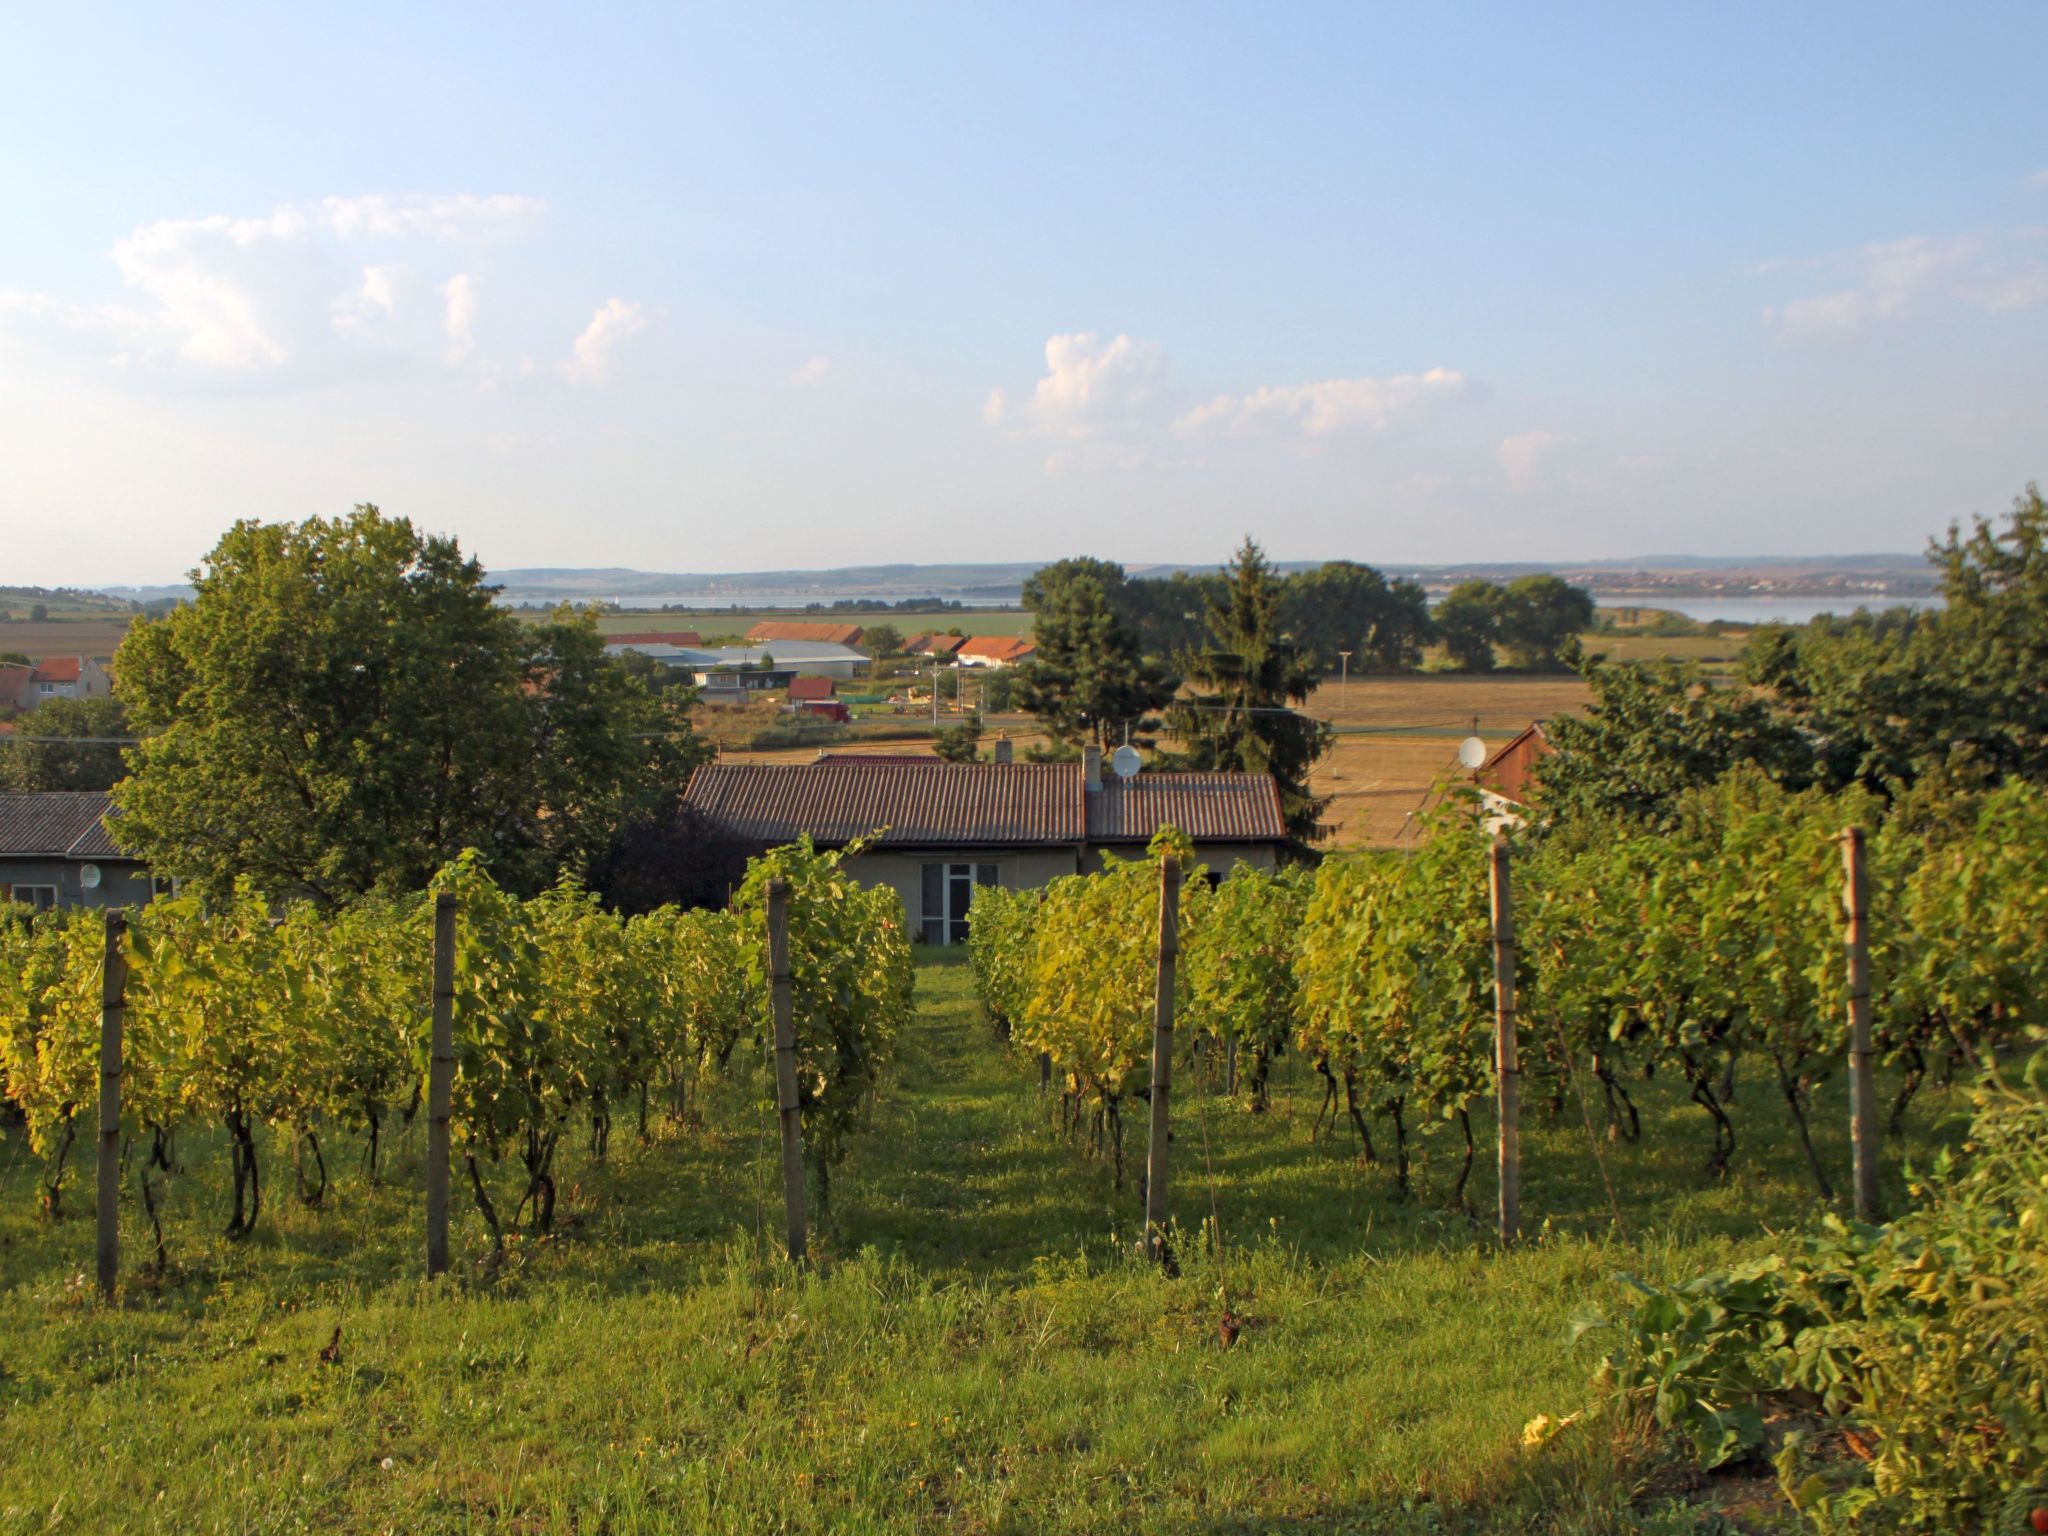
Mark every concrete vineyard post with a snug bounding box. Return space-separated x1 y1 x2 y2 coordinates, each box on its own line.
766 878 808 1263
96 910 126 1304
1842 827 1879 1222
1490 835 1520 1246
425 893 456 1278
1144 856 1180 1266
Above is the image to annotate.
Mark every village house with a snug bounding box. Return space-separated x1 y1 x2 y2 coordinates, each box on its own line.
0 791 156 910
0 657 111 715
680 744 1285 944
954 636 1036 668
744 620 867 648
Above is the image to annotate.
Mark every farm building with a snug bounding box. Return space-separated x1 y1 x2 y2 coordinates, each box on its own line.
786 676 837 702
680 747 1285 944
904 633 966 659
0 791 156 910
955 636 1035 668
745 620 867 648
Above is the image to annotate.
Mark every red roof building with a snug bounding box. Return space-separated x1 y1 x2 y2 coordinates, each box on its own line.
787 676 837 702
955 636 1036 667
606 630 703 647
1474 722 1553 807
746 620 867 647
905 633 966 658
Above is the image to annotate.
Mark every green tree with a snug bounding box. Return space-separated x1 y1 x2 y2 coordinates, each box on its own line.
1014 558 1178 749
933 718 985 762
1535 656 1815 829
113 505 700 903
862 622 904 659
29 603 48 622
1169 538 1333 851
1280 561 1434 672
0 695 129 791
1434 580 1504 671
1496 573 1596 670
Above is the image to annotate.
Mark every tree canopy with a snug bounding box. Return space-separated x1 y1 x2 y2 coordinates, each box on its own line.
1013 558 1179 749
113 505 702 903
1170 538 1333 852
0 696 130 793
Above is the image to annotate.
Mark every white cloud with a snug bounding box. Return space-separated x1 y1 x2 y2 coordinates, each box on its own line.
565 298 648 384
1027 332 1170 438
440 274 479 363
788 354 831 387
1498 430 1562 493
316 193 544 244
1765 235 1979 343
1175 367 1468 441
981 386 1007 425
1961 268 2048 313
1 194 546 378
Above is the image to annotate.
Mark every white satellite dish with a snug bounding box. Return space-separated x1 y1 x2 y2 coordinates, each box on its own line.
79 863 102 890
1457 736 1488 770
1110 744 1143 780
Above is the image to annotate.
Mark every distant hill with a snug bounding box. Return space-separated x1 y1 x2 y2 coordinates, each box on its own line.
75 550 1939 612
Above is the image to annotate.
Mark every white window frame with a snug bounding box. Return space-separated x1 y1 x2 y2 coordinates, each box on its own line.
6 884 58 910
919 861 999 945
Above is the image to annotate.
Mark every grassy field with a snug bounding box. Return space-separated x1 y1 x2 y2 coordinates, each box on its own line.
580 609 1038 641
0 953 1954 1533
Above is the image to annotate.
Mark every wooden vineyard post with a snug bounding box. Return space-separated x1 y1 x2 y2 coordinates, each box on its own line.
425 892 456 1278
1842 827 1879 1222
1144 856 1181 1266
766 878 808 1263
1489 834 1520 1246
96 910 127 1304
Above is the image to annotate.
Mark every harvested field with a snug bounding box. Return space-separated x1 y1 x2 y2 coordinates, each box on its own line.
0 617 136 660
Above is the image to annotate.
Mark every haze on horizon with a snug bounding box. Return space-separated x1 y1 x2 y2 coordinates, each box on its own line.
3 3 2045 587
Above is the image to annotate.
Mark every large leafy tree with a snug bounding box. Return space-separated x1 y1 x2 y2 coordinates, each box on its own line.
1169 538 1333 851
1013 557 1178 749
1280 560 1434 672
1496 573 1596 670
1535 656 1816 830
0 696 130 791
1735 486 2048 795
1434 580 1504 671
114 505 699 903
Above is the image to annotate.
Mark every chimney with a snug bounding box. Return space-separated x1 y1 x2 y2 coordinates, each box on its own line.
992 733 1013 765
1084 743 1102 791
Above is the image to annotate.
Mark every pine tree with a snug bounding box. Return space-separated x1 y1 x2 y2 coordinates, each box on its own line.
1170 538 1333 852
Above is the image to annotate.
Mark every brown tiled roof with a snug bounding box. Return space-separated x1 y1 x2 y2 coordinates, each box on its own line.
746 621 866 647
907 633 965 656
0 664 30 709
0 791 135 859
787 676 836 701
607 630 702 647
683 761 1081 846
1086 773 1286 843
681 761 1286 848
957 636 1034 663
30 658 81 683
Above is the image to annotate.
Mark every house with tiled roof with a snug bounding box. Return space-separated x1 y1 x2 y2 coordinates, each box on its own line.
904 633 966 659
0 791 156 910
0 657 110 715
681 745 1284 943
745 620 867 648
955 636 1035 667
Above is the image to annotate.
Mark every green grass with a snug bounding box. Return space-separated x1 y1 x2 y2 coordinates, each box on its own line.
0 956 1961 1533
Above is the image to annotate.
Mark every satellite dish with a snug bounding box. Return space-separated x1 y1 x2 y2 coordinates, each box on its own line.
1458 736 1487 770
79 863 102 890
1110 745 1143 780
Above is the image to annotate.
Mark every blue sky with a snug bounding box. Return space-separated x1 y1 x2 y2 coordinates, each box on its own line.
4 3 2045 583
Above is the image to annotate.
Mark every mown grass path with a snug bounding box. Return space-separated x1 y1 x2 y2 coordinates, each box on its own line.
0 955 1957 1533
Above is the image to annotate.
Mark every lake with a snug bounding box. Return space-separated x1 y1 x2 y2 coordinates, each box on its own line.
1594 594 1942 625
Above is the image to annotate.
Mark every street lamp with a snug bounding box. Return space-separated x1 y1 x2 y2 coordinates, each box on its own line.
1337 649 1353 702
